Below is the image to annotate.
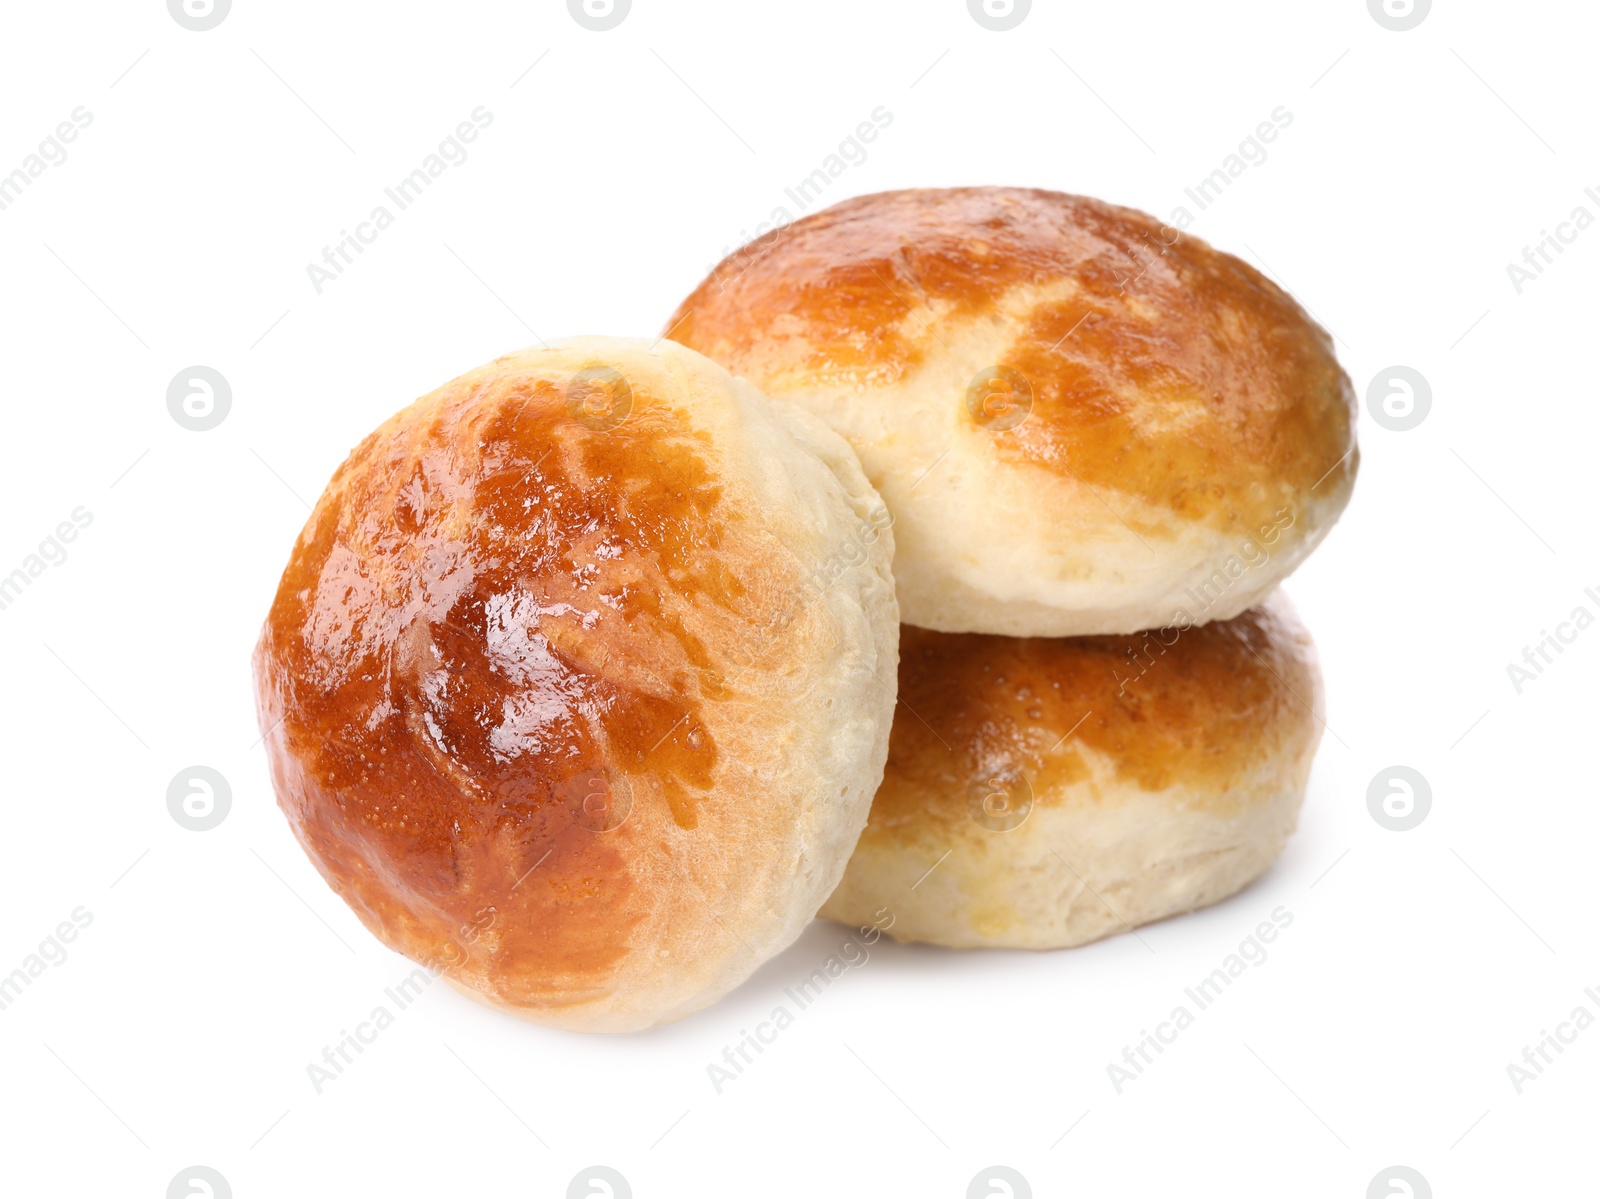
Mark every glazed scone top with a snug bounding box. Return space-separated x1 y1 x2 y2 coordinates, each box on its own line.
252 338 899 1026
875 593 1322 836
668 186 1358 540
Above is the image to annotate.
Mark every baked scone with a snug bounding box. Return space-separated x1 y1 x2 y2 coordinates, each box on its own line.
252 337 898 1032
666 187 1358 636
820 591 1321 949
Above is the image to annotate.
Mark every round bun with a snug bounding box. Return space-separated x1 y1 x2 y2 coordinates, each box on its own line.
666 187 1358 636
819 591 1321 950
252 337 899 1032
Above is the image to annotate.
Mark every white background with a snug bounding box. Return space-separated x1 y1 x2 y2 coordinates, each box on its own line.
1 1 1594 1196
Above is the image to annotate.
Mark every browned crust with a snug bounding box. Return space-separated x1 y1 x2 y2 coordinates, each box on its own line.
865 594 1321 842
251 350 792 1008
667 186 1357 534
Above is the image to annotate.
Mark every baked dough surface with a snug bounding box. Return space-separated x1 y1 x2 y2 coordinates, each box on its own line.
821 591 1322 948
668 187 1358 635
253 338 899 1030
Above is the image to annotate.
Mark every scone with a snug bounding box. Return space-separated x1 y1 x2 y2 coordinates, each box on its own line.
252 337 899 1032
666 187 1358 636
820 591 1321 949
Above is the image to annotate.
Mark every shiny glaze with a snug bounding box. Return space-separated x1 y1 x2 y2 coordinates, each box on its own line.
668 187 1357 532
867 600 1319 838
253 359 734 997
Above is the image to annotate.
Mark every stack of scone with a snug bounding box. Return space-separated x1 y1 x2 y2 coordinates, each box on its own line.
253 187 1355 1032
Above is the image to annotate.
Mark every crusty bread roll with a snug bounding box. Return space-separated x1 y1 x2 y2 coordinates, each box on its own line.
252 337 899 1032
819 591 1321 949
667 187 1358 636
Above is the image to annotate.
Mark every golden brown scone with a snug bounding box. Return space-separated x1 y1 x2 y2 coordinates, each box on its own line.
667 187 1358 636
252 337 898 1032
819 591 1322 949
